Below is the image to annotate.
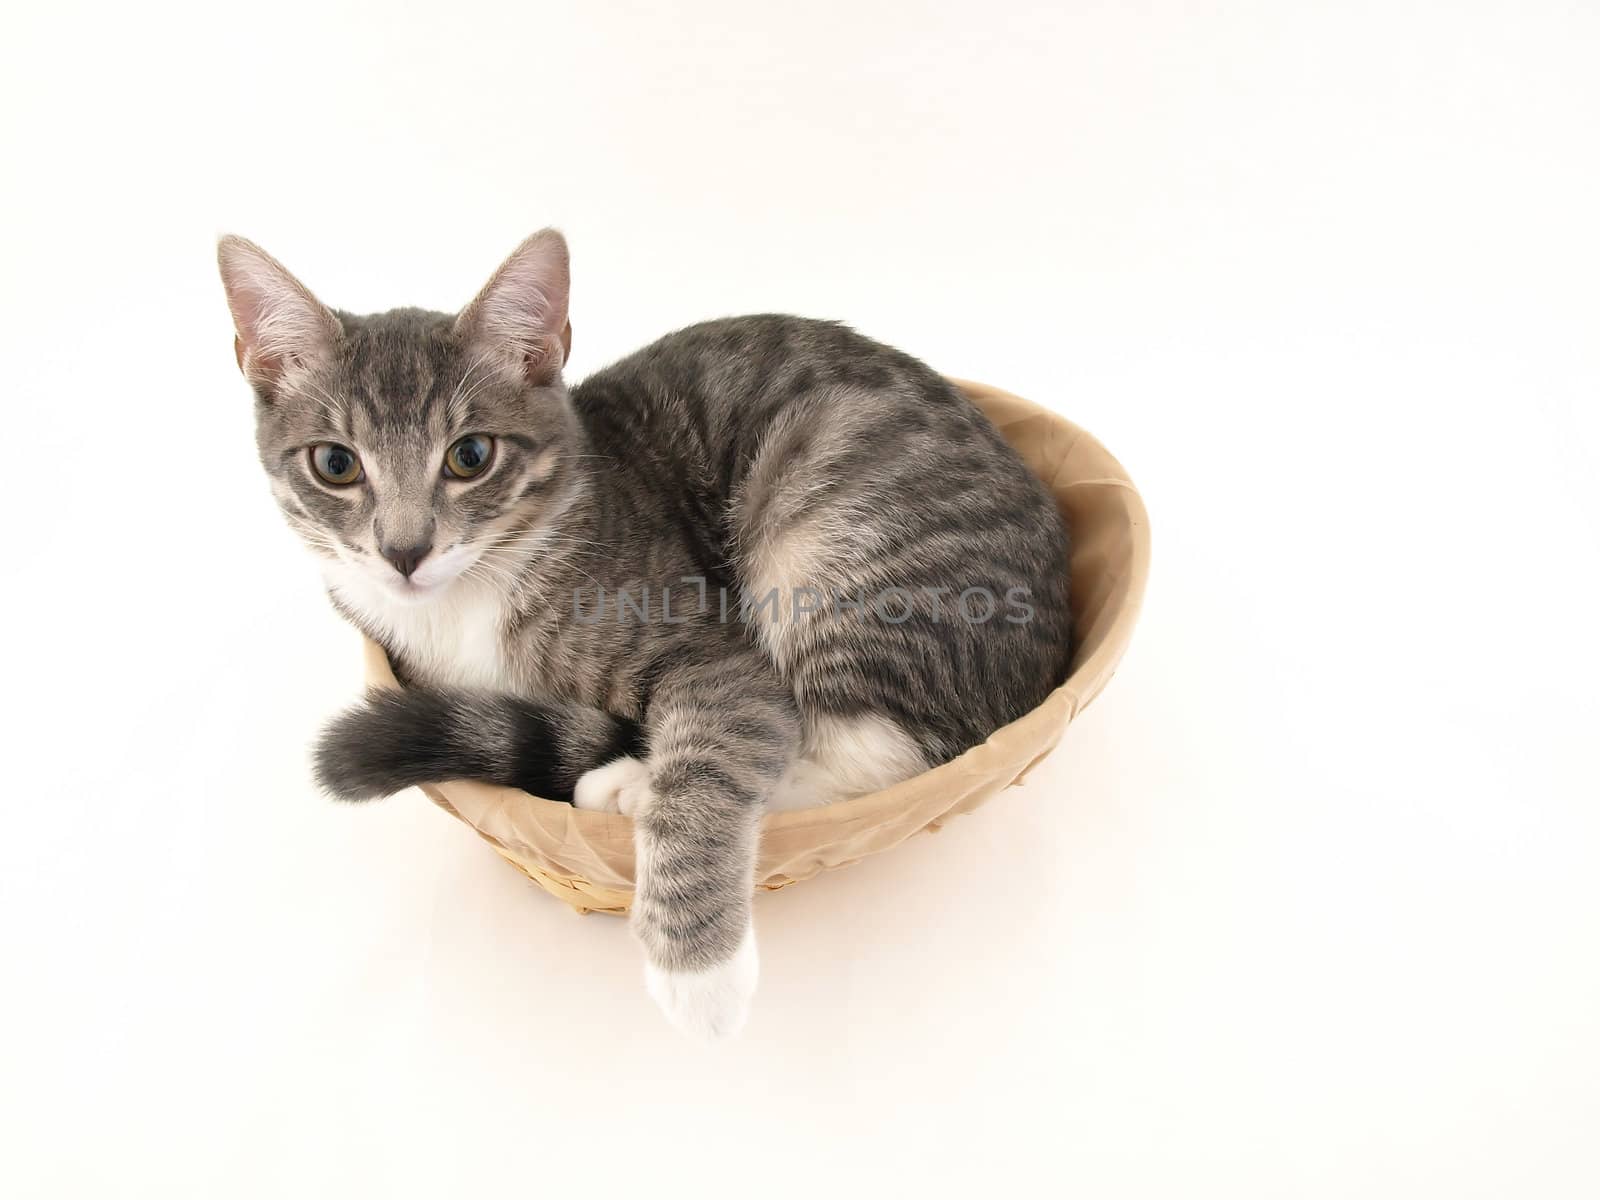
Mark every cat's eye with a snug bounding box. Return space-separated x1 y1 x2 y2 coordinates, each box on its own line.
444 434 495 479
310 443 363 486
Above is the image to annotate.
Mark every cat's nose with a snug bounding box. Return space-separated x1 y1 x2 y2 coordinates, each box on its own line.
381 539 433 579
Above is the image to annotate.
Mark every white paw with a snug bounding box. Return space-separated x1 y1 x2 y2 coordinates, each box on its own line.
644 924 758 1041
573 755 650 814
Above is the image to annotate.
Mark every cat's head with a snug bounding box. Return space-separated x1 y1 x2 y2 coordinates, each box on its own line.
217 231 581 606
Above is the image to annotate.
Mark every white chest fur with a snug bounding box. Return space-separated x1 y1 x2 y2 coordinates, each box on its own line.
327 568 513 692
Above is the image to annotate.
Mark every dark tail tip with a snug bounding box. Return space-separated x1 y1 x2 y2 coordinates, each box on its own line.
312 699 407 802
311 688 473 801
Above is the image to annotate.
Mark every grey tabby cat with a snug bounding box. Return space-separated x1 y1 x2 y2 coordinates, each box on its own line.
218 230 1071 1038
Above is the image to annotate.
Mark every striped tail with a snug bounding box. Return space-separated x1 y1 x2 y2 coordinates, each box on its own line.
313 688 644 805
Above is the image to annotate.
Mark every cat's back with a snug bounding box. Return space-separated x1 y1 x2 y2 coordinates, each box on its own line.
570 314 1022 478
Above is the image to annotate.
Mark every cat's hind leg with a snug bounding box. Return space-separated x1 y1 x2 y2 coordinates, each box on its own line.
766 712 930 811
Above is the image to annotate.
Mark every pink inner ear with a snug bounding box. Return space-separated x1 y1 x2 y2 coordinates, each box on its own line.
458 230 571 384
218 236 338 387
512 334 562 387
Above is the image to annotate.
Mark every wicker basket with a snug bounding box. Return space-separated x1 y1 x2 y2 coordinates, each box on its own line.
361 379 1150 914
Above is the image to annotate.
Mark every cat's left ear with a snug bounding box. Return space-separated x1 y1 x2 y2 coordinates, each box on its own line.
216 236 342 396
455 229 572 386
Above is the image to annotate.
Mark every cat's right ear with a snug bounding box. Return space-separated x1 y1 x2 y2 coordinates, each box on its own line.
216 236 341 395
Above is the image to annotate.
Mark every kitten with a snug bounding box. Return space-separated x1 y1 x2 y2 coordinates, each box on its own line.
218 230 1071 1038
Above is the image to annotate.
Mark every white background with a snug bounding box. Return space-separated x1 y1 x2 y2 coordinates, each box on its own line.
3 2 1597 1196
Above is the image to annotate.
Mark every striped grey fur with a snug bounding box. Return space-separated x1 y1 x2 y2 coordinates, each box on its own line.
219 230 1070 1034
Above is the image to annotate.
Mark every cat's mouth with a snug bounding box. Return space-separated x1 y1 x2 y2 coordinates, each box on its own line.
375 544 479 603
382 574 449 603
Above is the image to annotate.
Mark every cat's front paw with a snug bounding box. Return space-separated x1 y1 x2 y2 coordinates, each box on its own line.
643 924 758 1041
573 755 650 814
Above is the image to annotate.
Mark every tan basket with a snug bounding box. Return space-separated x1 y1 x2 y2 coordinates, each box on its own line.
361 379 1150 914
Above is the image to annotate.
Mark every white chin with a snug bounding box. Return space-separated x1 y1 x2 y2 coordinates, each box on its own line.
381 574 451 603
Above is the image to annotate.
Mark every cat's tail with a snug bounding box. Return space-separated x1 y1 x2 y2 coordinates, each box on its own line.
313 688 644 805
